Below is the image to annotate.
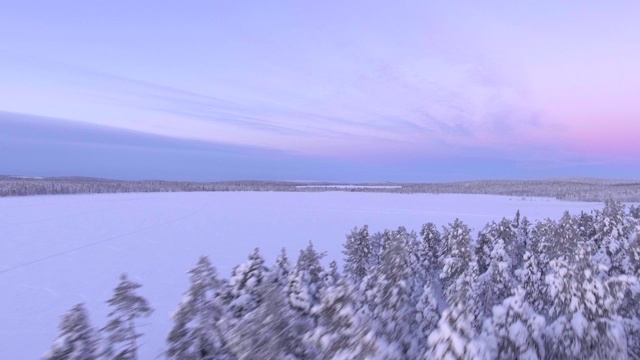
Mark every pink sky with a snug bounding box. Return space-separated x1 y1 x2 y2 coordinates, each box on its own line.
1 1 639 180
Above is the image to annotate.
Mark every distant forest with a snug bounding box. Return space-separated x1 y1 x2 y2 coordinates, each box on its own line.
2 176 640 202
43 201 640 359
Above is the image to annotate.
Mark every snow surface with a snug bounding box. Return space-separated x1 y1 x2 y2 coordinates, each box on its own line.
0 192 606 359
296 185 403 189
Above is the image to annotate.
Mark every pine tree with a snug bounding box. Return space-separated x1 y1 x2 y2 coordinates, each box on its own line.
343 225 371 283
224 248 268 318
478 238 514 315
288 241 326 313
419 222 442 275
548 212 582 262
439 219 475 305
543 251 630 359
529 219 556 265
482 288 545 360
102 274 153 360
368 229 419 357
273 248 292 289
516 250 545 312
324 260 341 289
167 256 230 360
425 303 482 360
497 217 524 273
414 280 440 357
629 205 640 221
476 221 497 275
43 303 99 360
577 211 597 250
514 209 521 228
305 277 389 359
368 231 384 269
227 271 298 360
593 200 635 276
286 242 327 358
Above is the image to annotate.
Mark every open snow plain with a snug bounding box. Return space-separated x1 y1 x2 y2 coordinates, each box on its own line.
0 191 607 359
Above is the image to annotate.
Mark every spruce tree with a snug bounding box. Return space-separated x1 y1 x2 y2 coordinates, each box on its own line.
419 222 442 275
273 248 291 289
425 303 481 360
439 219 475 305
414 280 440 357
287 242 327 358
227 271 298 360
305 277 388 359
482 288 545 360
43 303 99 360
166 256 230 360
368 229 418 357
478 238 514 315
516 250 545 312
476 222 497 275
543 251 630 359
343 225 371 282
224 248 268 318
593 200 635 276
102 274 153 360
288 241 326 313
324 260 340 289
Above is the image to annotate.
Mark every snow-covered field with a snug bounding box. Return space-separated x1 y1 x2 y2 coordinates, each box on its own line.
0 192 606 359
296 185 403 189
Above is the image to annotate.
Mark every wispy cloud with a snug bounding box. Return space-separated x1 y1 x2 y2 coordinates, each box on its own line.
2 1 639 181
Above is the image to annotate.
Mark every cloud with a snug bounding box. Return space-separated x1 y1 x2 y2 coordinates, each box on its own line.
0 40 549 161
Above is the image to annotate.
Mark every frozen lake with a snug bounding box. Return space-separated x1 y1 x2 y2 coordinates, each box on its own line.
0 191 606 359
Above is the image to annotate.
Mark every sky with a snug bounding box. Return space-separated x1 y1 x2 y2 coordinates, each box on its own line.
1 1 639 182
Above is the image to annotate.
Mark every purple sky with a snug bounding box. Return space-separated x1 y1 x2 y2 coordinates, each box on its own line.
1 1 639 181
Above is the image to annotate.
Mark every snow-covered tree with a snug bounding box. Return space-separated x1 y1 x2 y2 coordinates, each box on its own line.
593 200 635 276
273 248 291 289
477 218 520 272
476 221 497 275
497 217 524 273
343 225 371 283
363 231 418 357
289 241 326 311
516 251 545 312
286 242 328 357
102 274 153 360
529 219 556 265
324 260 340 289
481 288 545 360
226 271 298 360
166 256 230 360
419 222 442 274
224 248 268 318
305 277 390 359
514 209 521 228
414 280 440 357
543 251 630 359
547 212 582 263
425 303 482 360
478 238 514 315
577 211 597 250
368 231 384 269
439 219 475 304
43 303 99 360
630 205 640 221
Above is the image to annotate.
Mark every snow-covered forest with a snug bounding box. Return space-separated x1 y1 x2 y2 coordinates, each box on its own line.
2 176 640 202
43 200 640 359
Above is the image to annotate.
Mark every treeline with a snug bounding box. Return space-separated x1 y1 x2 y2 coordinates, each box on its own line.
44 201 640 359
3 175 640 202
0 177 297 197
